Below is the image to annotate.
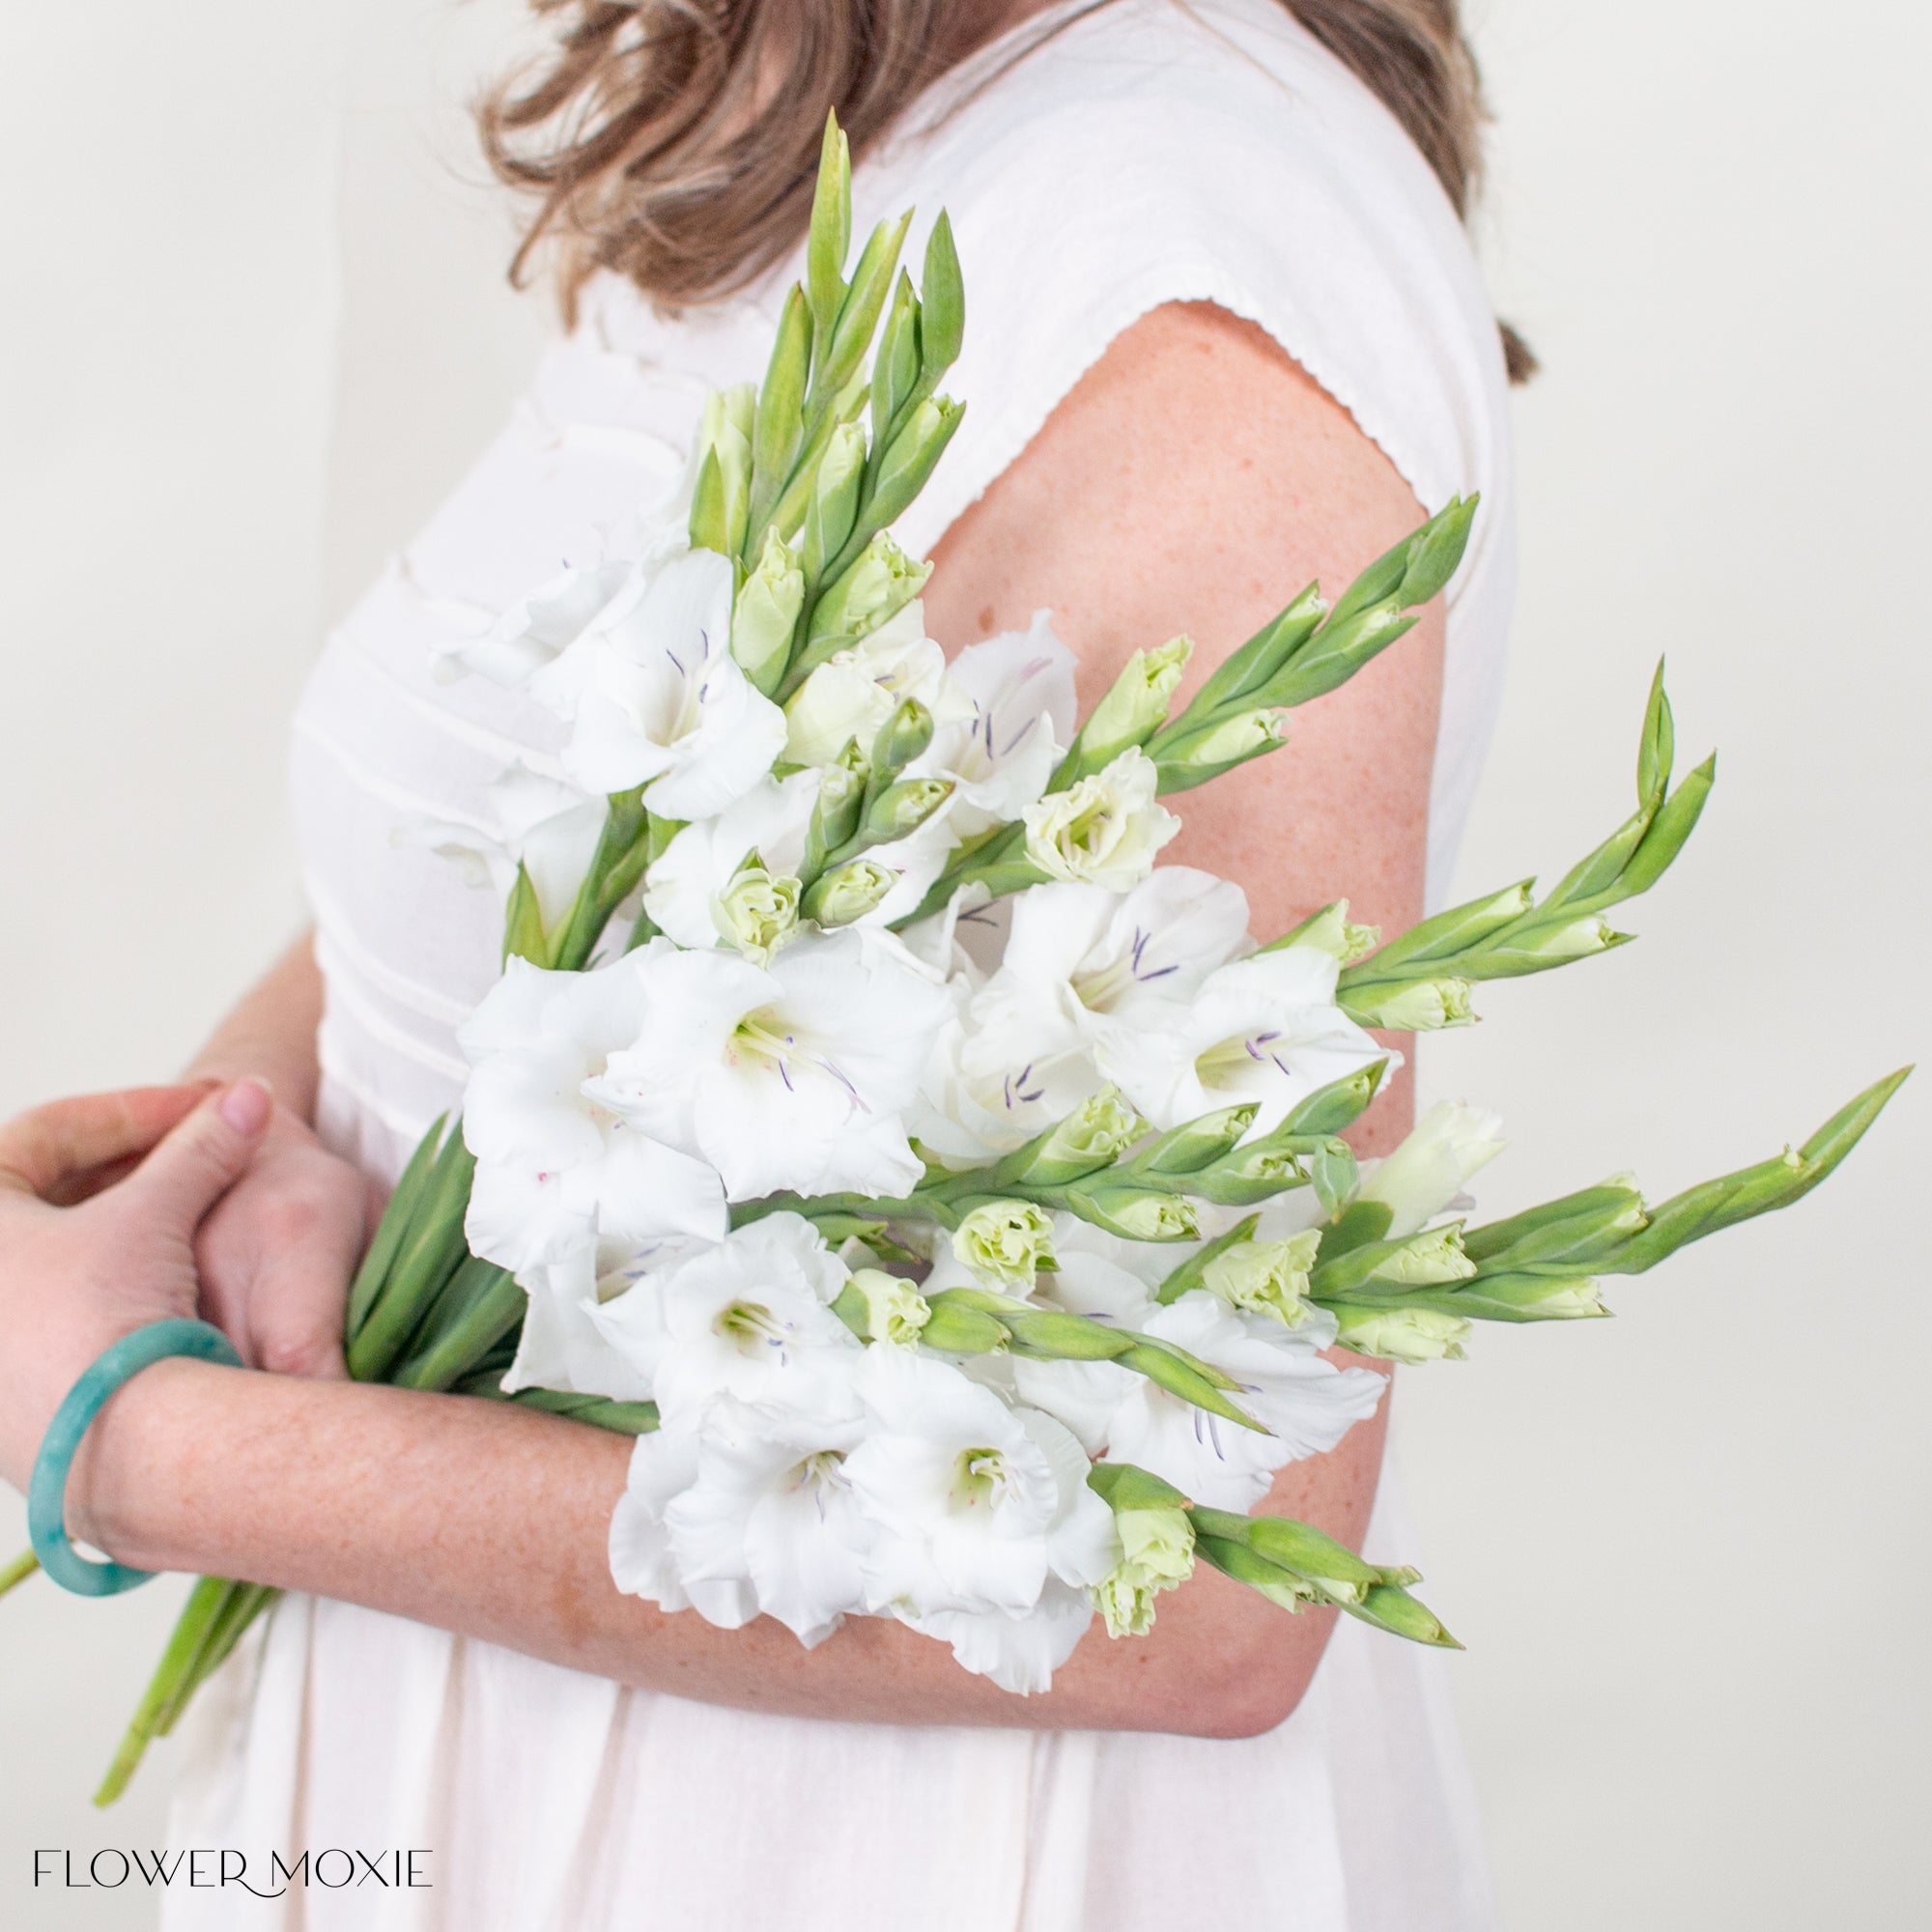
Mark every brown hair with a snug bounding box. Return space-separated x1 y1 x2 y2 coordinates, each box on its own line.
480 1 1535 380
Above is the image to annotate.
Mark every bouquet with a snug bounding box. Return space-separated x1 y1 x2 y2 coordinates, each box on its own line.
24 118 1899 1803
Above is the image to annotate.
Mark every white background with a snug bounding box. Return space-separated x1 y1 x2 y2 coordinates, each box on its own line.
1 2 1925 1925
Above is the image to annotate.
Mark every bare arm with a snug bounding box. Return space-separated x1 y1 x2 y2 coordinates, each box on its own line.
51 303 1441 1738
185 934 327 1120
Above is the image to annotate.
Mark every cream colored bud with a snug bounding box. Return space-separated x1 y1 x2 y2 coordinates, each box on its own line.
1201 1229 1321 1328
715 864 800 964
1094 1505 1196 1638
1332 1305 1471 1364
851 1267 930 1347
952 1200 1057 1289
1023 748 1180 892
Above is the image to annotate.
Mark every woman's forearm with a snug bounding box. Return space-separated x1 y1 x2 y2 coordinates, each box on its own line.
70 1356 1385 1738
185 934 326 1121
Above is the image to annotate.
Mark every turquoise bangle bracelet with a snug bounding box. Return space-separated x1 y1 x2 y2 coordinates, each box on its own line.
28 1318 242 1598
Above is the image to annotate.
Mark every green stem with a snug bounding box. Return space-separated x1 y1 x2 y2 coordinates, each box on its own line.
0 1547 38 1599
94 1575 231 1807
154 1585 281 1740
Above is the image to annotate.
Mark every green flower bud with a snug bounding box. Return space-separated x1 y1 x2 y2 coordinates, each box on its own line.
1350 1581 1461 1648
1071 1188 1200 1243
1272 899 1380 965
869 696 934 783
1133 1105 1256 1177
1202 1230 1322 1327
1371 1225 1476 1288
1152 705 1290 792
1314 1221 1475 1296
858 776 952 847
805 533 932 649
802 858 896 927
952 1199 1058 1289
1475 913 1622 974
802 743 867 877
1330 1304 1471 1363
1343 977 1476 1031
1519 1278 1608 1319
1094 1506 1196 1637
693 383 754 554
731 530 806 695
1004 1088 1146 1187
918 1296 1012 1354
803 421 867 582
1462 1184 1647 1270
850 1266 929 1347
1075 637 1194 771
865 395 965 532
716 863 800 965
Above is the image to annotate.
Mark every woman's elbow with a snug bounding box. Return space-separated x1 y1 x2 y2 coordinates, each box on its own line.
1078 1595 1334 1740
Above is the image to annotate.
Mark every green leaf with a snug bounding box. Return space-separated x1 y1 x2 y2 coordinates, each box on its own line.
345 1113 446 1341
500 863 548 967
344 1119 476 1383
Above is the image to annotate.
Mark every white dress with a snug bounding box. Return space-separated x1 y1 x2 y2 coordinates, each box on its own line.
166 3 1516 1925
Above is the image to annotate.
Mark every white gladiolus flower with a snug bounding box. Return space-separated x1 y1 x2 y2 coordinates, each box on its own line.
1101 943 1393 1137
402 762 606 934
641 770 820 952
610 1421 758 1629
906 1580 1097 1694
1102 1293 1386 1510
908 615 1078 838
959 868 1254 1129
1359 1099 1509 1236
587 928 950 1201
1022 748 1179 891
560 548 788 817
641 1214 859 1421
502 1228 712 1400
782 602 967 770
658 1382 874 1646
845 1350 1120 1623
439 557 634 692
457 954 727 1279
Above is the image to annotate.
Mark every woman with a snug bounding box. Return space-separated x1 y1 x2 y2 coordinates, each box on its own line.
2 1 1517 1923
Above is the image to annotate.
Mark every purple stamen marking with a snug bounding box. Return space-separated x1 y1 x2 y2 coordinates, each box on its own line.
1244 1030 1283 1063
1130 928 1179 982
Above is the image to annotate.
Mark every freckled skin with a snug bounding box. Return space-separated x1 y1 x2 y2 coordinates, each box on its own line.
68 300 1439 1741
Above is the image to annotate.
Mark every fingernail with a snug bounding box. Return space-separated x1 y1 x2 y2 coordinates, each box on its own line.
219 1079 272 1135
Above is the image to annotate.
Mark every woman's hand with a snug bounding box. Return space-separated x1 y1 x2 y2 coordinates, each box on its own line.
192 1100 374 1379
0 1079 273 1492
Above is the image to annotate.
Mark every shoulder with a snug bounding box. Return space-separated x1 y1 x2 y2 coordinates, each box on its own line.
869 0 1511 556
